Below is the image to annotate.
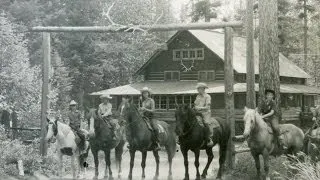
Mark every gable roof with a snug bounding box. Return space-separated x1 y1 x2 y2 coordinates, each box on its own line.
135 30 310 79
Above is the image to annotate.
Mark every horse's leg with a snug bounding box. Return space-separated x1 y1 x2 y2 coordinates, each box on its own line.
252 152 262 180
181 147 190 180
104 149 113 180
193 149 201 180
165 144 175 179
128 149 136 180
115 141 124 178
153 150 160 180
262 149 270 180
141 151 147 178
216 143 228 179
92 149 99 179
201 148 214 179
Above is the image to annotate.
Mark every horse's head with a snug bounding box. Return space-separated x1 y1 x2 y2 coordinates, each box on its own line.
45 117 58 142
175 104 194 136
86 108 99 137
243 107 259 139
120 97 137 122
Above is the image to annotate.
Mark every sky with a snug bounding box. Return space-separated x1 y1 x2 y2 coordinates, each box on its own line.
170 0 244 21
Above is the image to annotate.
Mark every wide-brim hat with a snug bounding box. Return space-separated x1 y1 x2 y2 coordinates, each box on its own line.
265 89 275 96
100 94 112 99
140 87 152 94
196 82 208 89
69 100 78 106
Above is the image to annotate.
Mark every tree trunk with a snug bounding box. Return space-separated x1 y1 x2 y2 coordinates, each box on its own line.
258 0 281 119
303 0 308 69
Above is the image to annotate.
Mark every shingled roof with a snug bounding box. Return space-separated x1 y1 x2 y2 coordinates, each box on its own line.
135 30 310 78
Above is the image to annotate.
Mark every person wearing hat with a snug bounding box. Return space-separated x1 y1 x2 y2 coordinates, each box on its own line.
194 82 214 147
98 94 117 140
137 87 161 151
258 89 286 150
68 100 87 152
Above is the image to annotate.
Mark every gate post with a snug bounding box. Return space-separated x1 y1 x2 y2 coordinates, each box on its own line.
40 32 50 156
224 27 235 169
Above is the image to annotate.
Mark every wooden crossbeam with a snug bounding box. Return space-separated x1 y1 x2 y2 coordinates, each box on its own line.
31 22 243 33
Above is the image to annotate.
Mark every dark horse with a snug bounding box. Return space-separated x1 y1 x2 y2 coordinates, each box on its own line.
175 104 230 180
86 108 125 180
121 100 177 180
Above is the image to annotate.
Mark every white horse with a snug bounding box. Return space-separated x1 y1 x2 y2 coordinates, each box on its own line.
45 117 89 179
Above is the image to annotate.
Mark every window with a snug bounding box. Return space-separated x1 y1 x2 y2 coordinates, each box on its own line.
198 71 215 81
168 96 176 109
197 49 203 58
190 50 196 58
173 48 204 61
160 96 167 109
182 51 189 58
175 51 181 59
164 71 180 81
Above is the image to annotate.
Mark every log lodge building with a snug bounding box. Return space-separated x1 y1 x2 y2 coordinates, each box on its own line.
91 30 320 135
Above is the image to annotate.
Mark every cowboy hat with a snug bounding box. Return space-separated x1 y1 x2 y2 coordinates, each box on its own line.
140 87 152 94
69 100 78 106
100 94 112 99
196 82 208 89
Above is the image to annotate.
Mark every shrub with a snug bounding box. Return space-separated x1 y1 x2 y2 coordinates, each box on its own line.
231 151 287 180
282 153 320 180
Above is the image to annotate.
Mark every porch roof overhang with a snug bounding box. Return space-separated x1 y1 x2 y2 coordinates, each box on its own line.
90 82 320 96
173 83 320 95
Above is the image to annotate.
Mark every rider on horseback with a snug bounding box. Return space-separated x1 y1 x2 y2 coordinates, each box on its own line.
258 89 287 150
194 82 214 147
139 87 161 151
68 100 88 153
98 94 117 140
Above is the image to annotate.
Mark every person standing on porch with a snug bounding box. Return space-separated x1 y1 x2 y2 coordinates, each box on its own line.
194 82 214 147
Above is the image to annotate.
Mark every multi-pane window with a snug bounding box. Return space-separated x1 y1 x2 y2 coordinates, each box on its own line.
152 95 197 110
164 71 180 81
198 71 215 81
197 49 203 58
173 48 204 61
190 50 196 58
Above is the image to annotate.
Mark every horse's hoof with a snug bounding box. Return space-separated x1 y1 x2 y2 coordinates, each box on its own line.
201 174 206 179
183 177 189 180
128 175 133 180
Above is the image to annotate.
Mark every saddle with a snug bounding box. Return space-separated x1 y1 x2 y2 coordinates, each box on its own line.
142 117 165 134
196 115 220 130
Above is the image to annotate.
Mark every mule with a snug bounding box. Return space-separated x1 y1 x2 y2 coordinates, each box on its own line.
242 107 305 180
121 100 177 180
86 108 125 180
45 117 90 179
175 104 230 180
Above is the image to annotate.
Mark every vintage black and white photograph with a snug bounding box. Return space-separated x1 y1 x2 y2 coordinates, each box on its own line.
1 0 320 179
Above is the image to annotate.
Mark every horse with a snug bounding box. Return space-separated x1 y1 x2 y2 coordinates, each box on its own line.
86 108 125 180
175 104 230 180
121 99 177 180
45 117 90 179
242 107 305 180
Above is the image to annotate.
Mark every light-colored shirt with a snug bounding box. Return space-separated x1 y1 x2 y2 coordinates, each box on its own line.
142 98 155 112
194 93 211 113
98 103 112 117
